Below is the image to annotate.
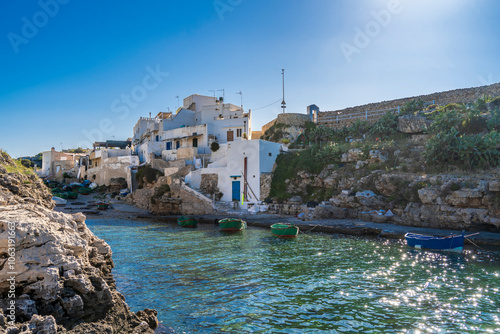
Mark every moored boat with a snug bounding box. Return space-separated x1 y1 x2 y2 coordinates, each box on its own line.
405 232 464 252
271 223 299 238
219 218 247 232
96 202 109 210
178 216 198 228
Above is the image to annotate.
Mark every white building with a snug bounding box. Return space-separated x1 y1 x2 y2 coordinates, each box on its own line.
132 94 252 163
185 140 283 204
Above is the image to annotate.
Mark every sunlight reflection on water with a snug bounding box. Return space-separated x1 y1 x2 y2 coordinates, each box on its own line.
87 219 500 333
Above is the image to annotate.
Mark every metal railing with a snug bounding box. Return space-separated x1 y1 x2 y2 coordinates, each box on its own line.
317 106 400 124
317 100 435 125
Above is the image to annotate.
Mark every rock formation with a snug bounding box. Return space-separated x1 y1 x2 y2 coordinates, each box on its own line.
0 154 157 333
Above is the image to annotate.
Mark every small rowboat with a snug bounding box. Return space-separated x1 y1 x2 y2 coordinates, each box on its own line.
96 202 109 210
271 223 299 238
79 187 91 195
405 232 465 252
177 216 198 228
219 218 247 232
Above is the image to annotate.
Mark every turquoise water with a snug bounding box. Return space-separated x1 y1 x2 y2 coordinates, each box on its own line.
86 219 500 333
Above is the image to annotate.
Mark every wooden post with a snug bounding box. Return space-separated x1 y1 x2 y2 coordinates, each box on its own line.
243 157 248 202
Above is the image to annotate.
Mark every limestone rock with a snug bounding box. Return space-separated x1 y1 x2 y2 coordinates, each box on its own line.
369 150 388 163
341 149 363 163
418 188 440 204
397 115 431 133
0 203 157 333
489 180 500 192
445 189 484 208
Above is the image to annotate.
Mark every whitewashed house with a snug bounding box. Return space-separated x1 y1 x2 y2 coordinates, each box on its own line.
132 94 252 164
185 139 283 204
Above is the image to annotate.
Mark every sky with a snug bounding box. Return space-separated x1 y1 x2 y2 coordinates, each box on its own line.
1 0 499 157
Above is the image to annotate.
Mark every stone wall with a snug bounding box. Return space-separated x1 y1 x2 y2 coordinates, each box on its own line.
318 82 500 128
261 113 311 133
200 173 218 194
260 173 272 201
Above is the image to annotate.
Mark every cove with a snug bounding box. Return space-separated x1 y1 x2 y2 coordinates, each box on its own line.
86 219 500 333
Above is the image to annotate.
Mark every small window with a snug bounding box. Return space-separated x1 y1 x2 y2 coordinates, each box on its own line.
166 142 172 151
236 129 242 137
176 141 180 149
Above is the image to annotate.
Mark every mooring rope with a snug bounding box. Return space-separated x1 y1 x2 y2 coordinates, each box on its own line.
465 237 485 250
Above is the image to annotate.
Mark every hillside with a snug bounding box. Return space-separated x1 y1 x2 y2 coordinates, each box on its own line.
263 96 500 231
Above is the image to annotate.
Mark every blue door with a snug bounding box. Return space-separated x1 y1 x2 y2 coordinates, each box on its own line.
232 181 240 201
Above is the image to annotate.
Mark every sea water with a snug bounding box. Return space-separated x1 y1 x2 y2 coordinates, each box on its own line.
86 219 500 333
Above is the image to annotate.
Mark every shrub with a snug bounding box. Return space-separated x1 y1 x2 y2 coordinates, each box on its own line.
368 112 398 139
136 165 164 188
400 99 425 115
151 184 171 204
210 142 220 152
425 128 500 170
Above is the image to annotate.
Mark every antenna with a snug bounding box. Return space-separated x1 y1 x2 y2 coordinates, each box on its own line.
217 89 225 101
236 91 243 108
209 90 216 98
175 96 179 109
281 69 286 114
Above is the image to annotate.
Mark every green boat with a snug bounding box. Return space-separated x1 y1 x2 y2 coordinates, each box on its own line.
219 218 247 232
271 223 299 238
67 192 78 200
96 202 109 210
177 216 198 228
79 188 91 195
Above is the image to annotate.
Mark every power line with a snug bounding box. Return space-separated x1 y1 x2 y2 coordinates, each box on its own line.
253 98 282 111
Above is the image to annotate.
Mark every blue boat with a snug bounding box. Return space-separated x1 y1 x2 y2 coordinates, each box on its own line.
405 232 465 252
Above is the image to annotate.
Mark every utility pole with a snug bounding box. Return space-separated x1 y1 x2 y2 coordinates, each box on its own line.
281 69 286 114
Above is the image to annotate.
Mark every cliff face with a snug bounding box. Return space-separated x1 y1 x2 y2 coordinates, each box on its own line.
0 154 157 333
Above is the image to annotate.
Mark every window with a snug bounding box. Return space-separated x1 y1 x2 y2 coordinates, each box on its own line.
176 141 180 149
155 135 159 142
193 138 198 148
236 129 242 137
166 142 172 151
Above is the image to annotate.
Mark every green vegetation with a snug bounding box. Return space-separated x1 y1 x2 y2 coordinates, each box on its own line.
262 123 291 142
268 96 500 202
400 99 425 115
151 184 171 204
1 150 35 175
210 142 220 152
136 165 164 188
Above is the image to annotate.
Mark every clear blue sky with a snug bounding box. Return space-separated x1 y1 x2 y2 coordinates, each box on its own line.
1 0 499 157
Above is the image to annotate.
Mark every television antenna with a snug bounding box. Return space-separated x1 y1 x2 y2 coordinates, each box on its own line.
236 91 243 108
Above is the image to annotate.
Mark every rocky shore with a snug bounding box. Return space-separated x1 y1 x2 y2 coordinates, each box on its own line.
0 157 158 333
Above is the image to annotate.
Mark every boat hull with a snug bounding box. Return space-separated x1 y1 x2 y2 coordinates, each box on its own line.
405 232 464 252
96 202 109 210
177 217 198 228
219 218 247 232
271 223 299 238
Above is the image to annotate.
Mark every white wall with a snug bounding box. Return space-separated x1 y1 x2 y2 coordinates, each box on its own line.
202 140 282 203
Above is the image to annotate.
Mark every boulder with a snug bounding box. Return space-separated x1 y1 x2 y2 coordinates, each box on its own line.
341 149 363 163
397 115 431 133
489 180 500 192
418 188 440 204
445 189 484 208
369 150 388 163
